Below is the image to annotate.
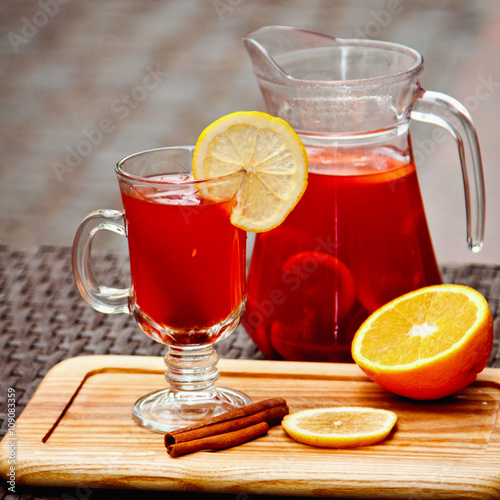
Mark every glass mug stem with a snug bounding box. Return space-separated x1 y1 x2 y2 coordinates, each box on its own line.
165 345 220 392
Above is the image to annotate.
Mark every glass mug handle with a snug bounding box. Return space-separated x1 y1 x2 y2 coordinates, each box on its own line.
72 209 131 314
411 89 486 252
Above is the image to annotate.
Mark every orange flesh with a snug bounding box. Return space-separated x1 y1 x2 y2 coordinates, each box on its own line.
359 291 478 366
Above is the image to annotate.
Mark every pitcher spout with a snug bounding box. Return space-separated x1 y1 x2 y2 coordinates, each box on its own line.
243 26 423 135
243 26 288 86
243 26 338 86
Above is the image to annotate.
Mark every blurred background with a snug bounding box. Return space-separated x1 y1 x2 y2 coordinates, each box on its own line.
1 0 499 265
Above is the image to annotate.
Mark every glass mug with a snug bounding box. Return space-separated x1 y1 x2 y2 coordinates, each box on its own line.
72 146 251 432
242 26 485 363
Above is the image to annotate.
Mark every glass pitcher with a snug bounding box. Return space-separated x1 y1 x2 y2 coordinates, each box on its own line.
242 26 485 363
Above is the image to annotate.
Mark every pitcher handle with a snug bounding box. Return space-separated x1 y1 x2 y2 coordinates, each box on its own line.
411 89 485 252
72 209 131 314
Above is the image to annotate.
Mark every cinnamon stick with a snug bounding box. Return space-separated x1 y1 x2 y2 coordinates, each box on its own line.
167 422 269 458
168 397 287 436
164 397 288 457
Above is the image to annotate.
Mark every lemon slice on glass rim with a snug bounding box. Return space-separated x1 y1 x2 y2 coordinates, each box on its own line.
192 111 308 232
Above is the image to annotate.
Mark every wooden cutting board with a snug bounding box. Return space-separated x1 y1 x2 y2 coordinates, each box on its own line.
1 355 499 499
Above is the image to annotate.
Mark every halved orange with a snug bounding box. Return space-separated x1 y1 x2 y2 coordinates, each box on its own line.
282 407 397 448
351 284 493 400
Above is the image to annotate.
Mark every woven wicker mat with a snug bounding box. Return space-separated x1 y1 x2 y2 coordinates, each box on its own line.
1 245 499 500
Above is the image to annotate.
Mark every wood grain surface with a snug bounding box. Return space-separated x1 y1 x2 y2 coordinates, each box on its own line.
1 355 499 499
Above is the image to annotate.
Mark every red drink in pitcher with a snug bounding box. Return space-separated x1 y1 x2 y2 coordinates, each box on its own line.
121 179 246 345
243 26 485 364
243 147 442 362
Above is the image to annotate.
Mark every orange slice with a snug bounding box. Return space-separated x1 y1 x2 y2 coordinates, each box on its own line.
192 111 308 232
351 284 494 400
281 251 356 319
282 407 397 448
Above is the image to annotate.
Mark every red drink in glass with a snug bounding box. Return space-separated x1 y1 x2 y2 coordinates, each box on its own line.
73 147 251 432
243 147 442 362
121 179 246 345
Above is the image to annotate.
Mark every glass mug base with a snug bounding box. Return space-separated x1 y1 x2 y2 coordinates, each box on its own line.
132 386 253 433
130 318 252 433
